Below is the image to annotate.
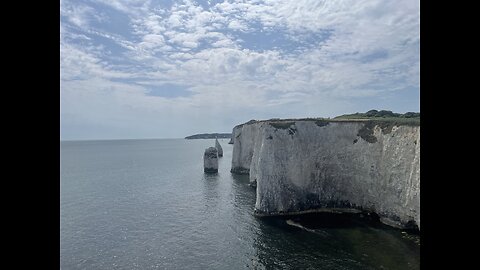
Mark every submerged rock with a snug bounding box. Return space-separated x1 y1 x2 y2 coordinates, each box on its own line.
204 147 218 173
215 138 223 157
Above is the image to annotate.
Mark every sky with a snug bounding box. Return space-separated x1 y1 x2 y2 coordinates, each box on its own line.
60 0 419 140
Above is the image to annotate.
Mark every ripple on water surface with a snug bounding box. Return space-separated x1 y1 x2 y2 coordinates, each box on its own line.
61 139 419 269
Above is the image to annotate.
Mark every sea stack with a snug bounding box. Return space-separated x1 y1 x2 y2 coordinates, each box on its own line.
204 147 218 173
215 138 223 157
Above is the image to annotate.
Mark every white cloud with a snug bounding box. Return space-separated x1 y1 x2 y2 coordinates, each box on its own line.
60 0 419 139
138 34 166 51
92 0 151 16
60 42 137 81
211 38 235 48
227 20 249 31
60 1 96 28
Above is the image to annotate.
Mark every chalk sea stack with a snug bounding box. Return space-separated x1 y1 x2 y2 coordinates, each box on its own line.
215 138 223 157
204 147 218 173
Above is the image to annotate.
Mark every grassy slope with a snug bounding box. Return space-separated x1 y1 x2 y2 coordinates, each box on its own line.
234 111 420 129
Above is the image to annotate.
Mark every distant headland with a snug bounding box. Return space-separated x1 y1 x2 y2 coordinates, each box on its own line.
185 133 232 140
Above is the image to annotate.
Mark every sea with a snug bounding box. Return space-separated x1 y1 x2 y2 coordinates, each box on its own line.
60 138 420 269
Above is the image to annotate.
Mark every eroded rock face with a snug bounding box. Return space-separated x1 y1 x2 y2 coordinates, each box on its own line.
231 120 420 230
204 147 218 173
215 138 223 157
230 123 263 175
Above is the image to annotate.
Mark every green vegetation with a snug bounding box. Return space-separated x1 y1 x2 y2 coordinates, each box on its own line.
233 110 419 145
336 110 420 143
315 119 330 127
269 121 296 129
334 110 420 125
333 110 420 129
357 122 378 143
238 110 420 130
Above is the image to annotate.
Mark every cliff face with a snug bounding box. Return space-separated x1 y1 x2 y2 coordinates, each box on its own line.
215 138 223 157
230 122 263 174
231 120 420 229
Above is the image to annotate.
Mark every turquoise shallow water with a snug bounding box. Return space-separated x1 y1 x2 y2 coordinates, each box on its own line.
60 138 419 269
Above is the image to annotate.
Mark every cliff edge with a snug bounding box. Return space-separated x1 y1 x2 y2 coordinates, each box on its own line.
230 117 420 230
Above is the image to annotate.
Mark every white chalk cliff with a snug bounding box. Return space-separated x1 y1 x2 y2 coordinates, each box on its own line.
231 119 420 229
215 138 223 157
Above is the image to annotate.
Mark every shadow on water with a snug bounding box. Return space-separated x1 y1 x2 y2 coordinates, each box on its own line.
201 172 220 209
219 149 419 270
230 173 257 216
202 172 220 182
250 212 420 270
230 172 251 183
227 172 421 270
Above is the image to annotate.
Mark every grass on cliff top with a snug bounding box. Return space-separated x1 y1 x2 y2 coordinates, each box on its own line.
238 116 419 127
235 110 420 128
334 116 419 124
268 121 296 129
333 111 420 126
331 117 420 126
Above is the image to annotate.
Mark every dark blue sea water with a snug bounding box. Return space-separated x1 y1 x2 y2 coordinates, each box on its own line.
60 139 420 269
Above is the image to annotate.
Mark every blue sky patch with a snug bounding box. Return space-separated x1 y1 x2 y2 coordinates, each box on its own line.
60 0 419 140
144 83 194 98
